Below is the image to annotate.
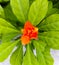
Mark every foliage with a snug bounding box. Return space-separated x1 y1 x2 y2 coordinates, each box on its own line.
0 0 59 65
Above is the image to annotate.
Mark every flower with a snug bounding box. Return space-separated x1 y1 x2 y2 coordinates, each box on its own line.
21 21 38 45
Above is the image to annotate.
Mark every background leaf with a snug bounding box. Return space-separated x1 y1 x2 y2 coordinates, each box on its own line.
0 5 5 18
28 0 48 25
53 2 59 9
46 1 59 17
0 0 9 2
4 4 18 24
29 0 35 6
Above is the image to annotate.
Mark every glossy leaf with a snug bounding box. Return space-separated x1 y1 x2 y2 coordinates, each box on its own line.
39 14 59 31
10 44 23 65
23 44 39 65
28 0 48 25
39 31 59 49
0 40 19 62
10 0 29 23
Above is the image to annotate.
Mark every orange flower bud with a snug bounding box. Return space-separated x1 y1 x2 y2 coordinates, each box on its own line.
21 21 38 45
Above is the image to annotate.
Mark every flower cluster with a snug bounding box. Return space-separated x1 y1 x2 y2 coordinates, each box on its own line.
21 21 38 45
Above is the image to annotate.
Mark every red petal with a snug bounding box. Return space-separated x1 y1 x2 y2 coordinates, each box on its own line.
24 21 34 30
30 32 38 39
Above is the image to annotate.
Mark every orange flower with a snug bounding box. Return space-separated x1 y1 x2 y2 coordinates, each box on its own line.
21 21 38 45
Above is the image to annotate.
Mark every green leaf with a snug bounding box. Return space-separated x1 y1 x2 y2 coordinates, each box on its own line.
29 0 35 5
10 0 29 23
39 14 59 31
0 18 19 42
4 4 19 27
46 1 53 17
0 5 5 18
10 44 23 65
0 18 19 34
0 25 19 42
0 0 9 2
48 8 59 15
0 40 19 62
46 1 59 17
4 4 18 22
28 0 48 25
39 31 59 49
33 40 46 52
0 18 15 28
53 2 59 9
36 47 54 65
23 44 39 65
36 49 46 65
2 32 20 42
43 47 54 65
48 1 53 10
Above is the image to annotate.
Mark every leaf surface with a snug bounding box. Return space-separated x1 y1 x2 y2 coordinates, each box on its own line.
10 44 23 65
0 40 19 62
10 0 29 23
28 0 48 25
23 44 39 65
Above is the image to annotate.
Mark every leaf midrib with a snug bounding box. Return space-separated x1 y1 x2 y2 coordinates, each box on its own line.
17 0 25 21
